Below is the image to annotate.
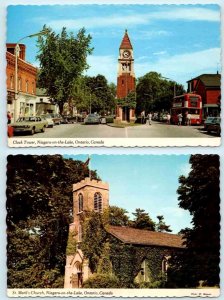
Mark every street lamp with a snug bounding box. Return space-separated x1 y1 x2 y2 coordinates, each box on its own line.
14 29 49 121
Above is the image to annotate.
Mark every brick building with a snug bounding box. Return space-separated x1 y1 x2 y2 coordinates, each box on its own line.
116 30 136 122
187 73 221 118
6 43 37 122
64 177 184 288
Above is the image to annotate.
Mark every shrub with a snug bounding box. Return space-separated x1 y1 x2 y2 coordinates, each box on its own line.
82 274 120 288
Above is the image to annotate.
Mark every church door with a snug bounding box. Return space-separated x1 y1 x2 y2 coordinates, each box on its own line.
122 107 130 122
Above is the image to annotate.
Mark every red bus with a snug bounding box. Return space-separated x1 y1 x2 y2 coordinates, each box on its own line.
171 93 202 125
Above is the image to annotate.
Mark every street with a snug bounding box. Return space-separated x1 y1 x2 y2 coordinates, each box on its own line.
12 121 217 139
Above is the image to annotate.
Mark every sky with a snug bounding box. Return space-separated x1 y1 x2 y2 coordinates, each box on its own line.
7 4 220 89
63 154 192 234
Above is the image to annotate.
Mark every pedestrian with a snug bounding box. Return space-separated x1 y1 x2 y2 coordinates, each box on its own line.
147 112 152 125
141 111 145 124
186 113 191 126
178 113 183 126
167 113 171 124
7 111 12 124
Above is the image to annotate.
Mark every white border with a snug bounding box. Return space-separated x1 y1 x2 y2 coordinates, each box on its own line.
1 1 223 300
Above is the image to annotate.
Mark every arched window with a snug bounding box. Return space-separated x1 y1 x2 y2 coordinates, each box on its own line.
78 193 83 213
18 78 22 91
10 75 14 89
162 256 170 277
25 80 29 93
94 192 102 212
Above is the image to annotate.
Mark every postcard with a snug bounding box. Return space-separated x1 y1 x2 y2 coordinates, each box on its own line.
6 4 221 147
6 154 220 297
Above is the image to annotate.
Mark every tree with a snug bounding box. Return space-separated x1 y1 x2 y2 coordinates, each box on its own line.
131 208 155 231
36 26 93 114
7 155 98 288
84 75 116 114
108 206 130 226
156 215 172 232
136 72 185 115
116 91 136 110
167 155 220 287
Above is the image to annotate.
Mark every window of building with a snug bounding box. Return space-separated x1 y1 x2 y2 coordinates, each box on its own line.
32 82 35 94
94 192 102 212
10 75 14 90
162 256 170 279
18 78 22 91
122 79 124 86
78 225 82 242
25 81 29 93
78 193 83 213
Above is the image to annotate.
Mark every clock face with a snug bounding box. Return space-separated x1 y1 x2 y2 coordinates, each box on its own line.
123 50 130 58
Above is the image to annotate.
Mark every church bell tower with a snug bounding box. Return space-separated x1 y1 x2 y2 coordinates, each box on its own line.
64 177 109 288
116 30 136 122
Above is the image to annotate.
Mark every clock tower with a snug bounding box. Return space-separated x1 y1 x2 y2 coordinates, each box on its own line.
116 30 136 122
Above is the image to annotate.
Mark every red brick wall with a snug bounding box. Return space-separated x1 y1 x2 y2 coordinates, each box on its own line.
6 51 37 96
206 90 220 105
194 81 220 106
117 74 135 98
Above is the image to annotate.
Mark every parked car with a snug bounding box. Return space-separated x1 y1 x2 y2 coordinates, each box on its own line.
204 116 217 131
41 114 54 128
11 116 48 135
84 114 101 124
206 117 221 136
49 113 62 125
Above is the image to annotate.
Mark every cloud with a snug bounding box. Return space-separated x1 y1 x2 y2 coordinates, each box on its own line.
135 47 220 86
153 51 167 56
132 30 171 40
44 7 219 30
86 55 117 83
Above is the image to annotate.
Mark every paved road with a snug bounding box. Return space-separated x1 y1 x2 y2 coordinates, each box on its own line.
13 121 215 138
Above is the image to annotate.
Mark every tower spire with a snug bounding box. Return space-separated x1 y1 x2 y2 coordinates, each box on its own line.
119 29 133 49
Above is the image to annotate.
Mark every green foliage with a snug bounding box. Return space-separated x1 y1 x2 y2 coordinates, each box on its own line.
36 26 93 113
116 90 136 109
84 75 116 114
66 229 77 255
7 155 98 288
109 234 173 288
83 274 120 288
81 211 108 273
156 215 172 232
131 208 155 231
97 242 113 274
168 155 220 287
108 206 130 226
136 72 185 115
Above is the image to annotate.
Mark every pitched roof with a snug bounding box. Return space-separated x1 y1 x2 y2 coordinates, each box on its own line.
187 74 221 88
119 30 133 49
107 226 185 249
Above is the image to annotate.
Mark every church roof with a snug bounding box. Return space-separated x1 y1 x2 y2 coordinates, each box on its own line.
108 226 185 249
119 30 133 49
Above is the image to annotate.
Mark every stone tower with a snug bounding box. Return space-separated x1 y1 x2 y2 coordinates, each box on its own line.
116 30 136 122
64 177 109 288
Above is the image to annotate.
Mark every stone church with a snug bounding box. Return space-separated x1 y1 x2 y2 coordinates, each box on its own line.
64 177 184 288
116 30 136 122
